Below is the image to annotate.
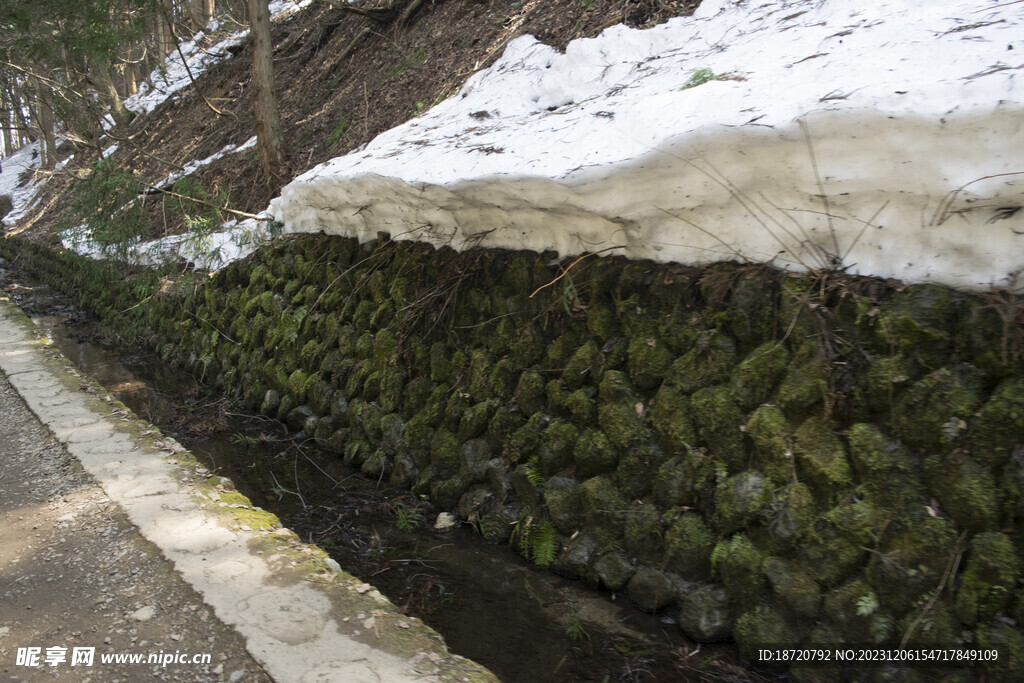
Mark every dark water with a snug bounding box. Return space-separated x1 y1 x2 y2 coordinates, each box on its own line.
1 260 754 682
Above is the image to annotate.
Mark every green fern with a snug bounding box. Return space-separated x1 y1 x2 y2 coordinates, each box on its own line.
525 520 558 567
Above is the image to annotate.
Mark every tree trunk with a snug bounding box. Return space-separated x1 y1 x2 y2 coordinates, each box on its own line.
37 86 57 170
248 0 286 177
90 58 135 129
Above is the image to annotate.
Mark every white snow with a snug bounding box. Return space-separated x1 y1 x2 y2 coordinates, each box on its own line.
155 136 257 189
0 142 43 227
269 0 1024 291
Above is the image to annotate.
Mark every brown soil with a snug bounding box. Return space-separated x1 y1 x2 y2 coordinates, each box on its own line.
11 0 700 248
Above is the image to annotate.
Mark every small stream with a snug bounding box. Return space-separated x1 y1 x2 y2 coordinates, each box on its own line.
1 259 753 682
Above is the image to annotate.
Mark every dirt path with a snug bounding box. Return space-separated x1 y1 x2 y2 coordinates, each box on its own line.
0 370 272 682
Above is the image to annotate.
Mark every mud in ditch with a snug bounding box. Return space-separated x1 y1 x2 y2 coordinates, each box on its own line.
0 260 756 683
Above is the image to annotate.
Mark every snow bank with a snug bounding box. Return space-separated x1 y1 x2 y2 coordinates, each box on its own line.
270 0 1024 291
0 142 43 227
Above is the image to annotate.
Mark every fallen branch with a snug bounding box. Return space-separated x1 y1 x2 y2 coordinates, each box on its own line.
142 182 271 221
529 245 626 298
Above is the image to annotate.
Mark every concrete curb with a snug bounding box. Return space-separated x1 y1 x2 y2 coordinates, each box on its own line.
0 297 496 683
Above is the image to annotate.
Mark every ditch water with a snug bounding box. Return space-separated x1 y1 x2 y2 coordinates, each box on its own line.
0 258 754 682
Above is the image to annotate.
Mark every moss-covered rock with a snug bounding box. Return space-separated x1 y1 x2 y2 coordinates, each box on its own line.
623 502 663 565
664 512 713 580
955 532 1020 627
744 405 794 485
714 471 772 535
573 428 619 478
767 482 816 548
579 475 628 544
505 412 547 464
514 370 545 416
712 534 766 609
924 453 997 531
597 370 649 450
649 384 696 456
734 606 799 657
866 515 957 615
732 342 790 412
679 585 733 642
627 336 674 391
562 388 595 424
593 551 636 591
894 364 982 454
847 423 922 511
776 345 829 417
823 578 876 643
458 401 494 441
562 340 602 389
793 416 852 495
625 567 677 612
666 330 736 394
878 283 958 368
537 421 579 476
652 449 716 510
430 428 461 477
460 438 493 484
970 377 1024 469
543 476 583 535
764 557 821 621
689 386 745 472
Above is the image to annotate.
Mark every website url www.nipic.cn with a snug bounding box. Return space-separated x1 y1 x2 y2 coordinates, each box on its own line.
16 647 212 668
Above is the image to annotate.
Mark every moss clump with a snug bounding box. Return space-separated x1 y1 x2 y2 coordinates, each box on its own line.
878 283 957 367
535 421 578 476
776 345 829 417
764 557 821 620
970 377 1024 469
734 606 798 657
924 453 997 531
627 336 674 391
732 342 789 412
593 551 636 591
689 386 745 473
430 429 461 476
767 482 815 548
649 384 696 456
744 406 794 485
955 532 1021 626
622 502 663 564
562 340 602 389
547 331 583 369
579 475 628 544
510 324 544 368
460 438 493 484
866 515 957 615
793 416 852 494
429 342 452 383
505 412 547 464
586 305 619 342
597 370 648 450
679 585 733 643
894 364 982 453
666 330 736 393
847 423 921 511
823 578 876 643
712 534 766 608
402 415 434 468
714 471 772 535
514 370 545 416
458 401 494 441
976 623 1024 679
653 449 715 509
562 388 595 424
615 442 668 500
468 349 493 400
664 512 713 580
488 358 518 400
543 476 584 535
572 428 618 478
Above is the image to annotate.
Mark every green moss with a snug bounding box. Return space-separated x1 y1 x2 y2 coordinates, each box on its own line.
537 421 579 475
649 384 696 456
621 502 662 564
877 283 957 368
597 370 648 450
515 370 545 416
847 423 922 511
468 349 493 400
458 401 494 441
823 578 875 642
732 342 789 412
402 414 434 468
615 442 668 499
547 331 583 369
866 515 957 615
689 386 745 472
484 407 522 451
894 364 982 453
421 383 449 427
343 438 371 468
579 475 628 544
562 388 595 424
924 453 997 531
562 340 601 389
793 416 852 494
764 557 821 620
460 438 493 484
543 476 583 535
488 358 518 400
776 345 829 417
430 428 461 476
744 405 793 485
336 324 358 357
372 329 397 372
505 412 547 464
715 471 772 535
712 534 766 609
767 482 816 548
970 377 1024 469
664 512 713 580
666 330 736 393
572 428 618 478
955 532 1020 626
586 305 620 342
510 324 544 368
627 336 674 390
653 449 715 509
976 623 1024 679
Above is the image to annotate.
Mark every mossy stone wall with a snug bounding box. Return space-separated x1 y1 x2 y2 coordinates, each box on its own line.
4 233 1024 676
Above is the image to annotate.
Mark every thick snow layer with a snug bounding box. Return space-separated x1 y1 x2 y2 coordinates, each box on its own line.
270 0 1024 291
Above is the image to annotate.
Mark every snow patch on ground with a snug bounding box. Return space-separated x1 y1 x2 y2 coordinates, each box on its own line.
0 142 43 227
269 0 1024 291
